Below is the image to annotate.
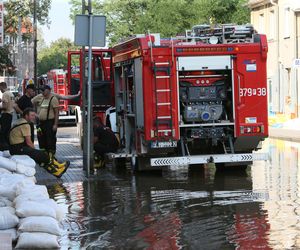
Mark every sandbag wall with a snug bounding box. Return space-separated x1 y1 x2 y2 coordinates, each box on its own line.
0 151 64 249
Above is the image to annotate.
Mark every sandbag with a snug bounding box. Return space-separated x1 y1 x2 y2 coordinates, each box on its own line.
0 174 35 201
0 197 13 207
0 228 17 241
16 232 59 249
2 150 11 158
0 151 4 157
15 163 36 177
18 216 61 236
0 168 12 174
44 199 66 222
13 190 49 205
10 155 36 168
0 156 17 171
15 184 47 197
0 207 19 230
16 200 56 218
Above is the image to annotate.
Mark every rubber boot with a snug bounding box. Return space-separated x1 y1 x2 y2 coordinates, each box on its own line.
48 151 57 161
94 153 106 169
45 161 70 178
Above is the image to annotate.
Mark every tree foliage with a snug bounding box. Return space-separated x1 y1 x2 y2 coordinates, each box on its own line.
37 38 78 75
69 0 250 45
4 0 52 37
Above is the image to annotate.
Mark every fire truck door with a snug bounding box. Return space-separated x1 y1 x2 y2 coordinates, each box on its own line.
233 54 268 138
67 51 81 106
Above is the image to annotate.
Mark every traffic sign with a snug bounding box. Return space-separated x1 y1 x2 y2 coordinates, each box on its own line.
74 15 106 47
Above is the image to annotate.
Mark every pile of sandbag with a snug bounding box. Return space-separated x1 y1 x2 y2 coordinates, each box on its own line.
14 182 63 249
0 153 65 249
0 152 36 177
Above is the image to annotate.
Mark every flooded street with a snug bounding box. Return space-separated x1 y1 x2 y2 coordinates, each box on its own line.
47 138 300 249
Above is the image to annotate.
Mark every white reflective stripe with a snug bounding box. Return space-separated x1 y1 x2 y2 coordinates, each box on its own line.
155 76 170 79
157 103 171 106
155 62 170 65
157 116 171 119
150 153 269 166
156 89 171 92
158 129 172 132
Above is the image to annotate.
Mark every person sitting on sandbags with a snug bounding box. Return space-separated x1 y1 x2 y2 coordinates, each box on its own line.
9 108 70 178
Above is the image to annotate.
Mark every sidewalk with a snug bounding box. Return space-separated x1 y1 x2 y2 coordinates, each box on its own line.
269 118 300 142
35 126 87 185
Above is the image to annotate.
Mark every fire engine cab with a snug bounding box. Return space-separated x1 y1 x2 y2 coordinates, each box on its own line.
69 24 269 171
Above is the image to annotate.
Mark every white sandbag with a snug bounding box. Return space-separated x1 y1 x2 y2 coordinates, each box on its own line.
45 200 66 222
0 197 13 207
0 207 19 230
18 216 61 236
10 155 36 168
0 156 17 171
0 168 12 174
0 228 17 241
15 184 48 197
13 190 49 205
16 200 56 218
15 163 36 177
0 151 4 157
16 232 59 249
0 174 35 201
2 150 11 158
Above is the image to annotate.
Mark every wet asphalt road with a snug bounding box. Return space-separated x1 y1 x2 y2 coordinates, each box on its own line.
49 128 300 249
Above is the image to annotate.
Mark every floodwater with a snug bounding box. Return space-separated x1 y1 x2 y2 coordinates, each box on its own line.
47 138 300 249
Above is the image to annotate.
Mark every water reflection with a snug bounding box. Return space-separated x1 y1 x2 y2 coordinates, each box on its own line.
252 139 300 249
48 139 300 249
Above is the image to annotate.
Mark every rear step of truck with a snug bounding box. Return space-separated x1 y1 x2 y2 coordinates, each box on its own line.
150 153 269 167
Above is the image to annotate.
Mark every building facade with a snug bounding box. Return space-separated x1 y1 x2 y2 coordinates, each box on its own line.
249 0 300 119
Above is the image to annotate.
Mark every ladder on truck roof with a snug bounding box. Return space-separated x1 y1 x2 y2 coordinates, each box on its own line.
183 24 255 44
153 61 174 139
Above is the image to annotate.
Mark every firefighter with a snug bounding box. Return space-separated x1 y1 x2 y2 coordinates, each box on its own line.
31 85 59 160
0 82 15 147
14 84 36 143
9 108 70 178
93 117 119 168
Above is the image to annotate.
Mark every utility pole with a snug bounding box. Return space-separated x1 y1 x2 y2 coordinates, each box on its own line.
81 0 87 174
33 0 37 87
86 0 94 176
80 0 94 176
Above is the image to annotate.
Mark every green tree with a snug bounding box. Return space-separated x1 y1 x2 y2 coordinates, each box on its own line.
37 38 78 75
4 0 52 37
69 0 250 45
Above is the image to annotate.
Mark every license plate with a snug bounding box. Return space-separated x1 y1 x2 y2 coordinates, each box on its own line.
151 141 177 148
59 111 67 115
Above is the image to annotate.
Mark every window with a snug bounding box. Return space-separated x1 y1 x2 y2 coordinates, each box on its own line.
284 7 290 38
269 10 275 39
259 13 265 34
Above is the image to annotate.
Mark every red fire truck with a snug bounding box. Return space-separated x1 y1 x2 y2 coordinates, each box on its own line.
69 24 269 171
47 69 76 123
